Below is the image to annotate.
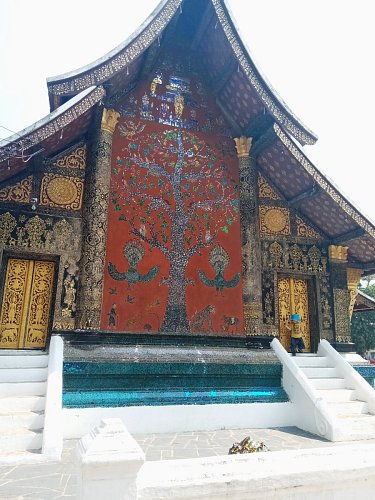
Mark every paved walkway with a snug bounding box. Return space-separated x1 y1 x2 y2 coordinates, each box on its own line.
1 427 374 499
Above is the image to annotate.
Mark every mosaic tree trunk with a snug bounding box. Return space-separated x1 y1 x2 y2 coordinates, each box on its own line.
109 126 240 333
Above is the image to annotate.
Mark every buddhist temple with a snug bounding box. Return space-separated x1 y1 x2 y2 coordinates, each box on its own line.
1 0 375 356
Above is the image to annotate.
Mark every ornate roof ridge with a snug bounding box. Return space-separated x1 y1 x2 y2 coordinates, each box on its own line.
0 86 105 164
273 123 375 239
218 0 317 145
47 0 182 98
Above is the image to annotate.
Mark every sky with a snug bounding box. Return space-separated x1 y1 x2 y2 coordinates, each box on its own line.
1 0 374 222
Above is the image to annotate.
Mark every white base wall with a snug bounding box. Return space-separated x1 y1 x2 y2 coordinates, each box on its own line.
63 402 295 438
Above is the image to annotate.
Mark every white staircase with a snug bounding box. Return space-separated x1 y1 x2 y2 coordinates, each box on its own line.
294 353 375 441
0 351 48 457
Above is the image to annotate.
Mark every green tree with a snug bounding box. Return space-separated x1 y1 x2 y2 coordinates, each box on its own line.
351 283 375 356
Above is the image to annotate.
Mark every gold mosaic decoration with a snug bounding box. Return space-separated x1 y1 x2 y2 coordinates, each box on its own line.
0 212 81 332
40 174 83 210
258 174 279 200
274 123 375 238
328 245 348 262
54 144 86 170
260 206 290 235
48 0 183 95
333 289 351 343
0 176 32 203
211 0 316 146
296 216 321 239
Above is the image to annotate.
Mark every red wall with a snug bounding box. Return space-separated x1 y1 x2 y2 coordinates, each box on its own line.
101 53 243 335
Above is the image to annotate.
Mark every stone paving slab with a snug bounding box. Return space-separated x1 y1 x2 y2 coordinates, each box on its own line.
1 427 374 499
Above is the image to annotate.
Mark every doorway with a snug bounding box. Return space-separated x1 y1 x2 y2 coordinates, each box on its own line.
0 258 55 349
278 277 311 352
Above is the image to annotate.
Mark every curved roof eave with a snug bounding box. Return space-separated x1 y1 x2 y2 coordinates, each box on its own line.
273 123 375 241
47 0 182 98
0 86 105 163
217 0 317 146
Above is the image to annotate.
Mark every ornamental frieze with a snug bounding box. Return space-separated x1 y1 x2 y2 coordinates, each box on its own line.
258 174 280 200
261 240 327 274
259 206 290 236
52 143 86 170
40 174 83 210
0 176 32 203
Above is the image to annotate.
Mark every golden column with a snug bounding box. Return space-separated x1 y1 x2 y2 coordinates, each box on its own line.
328 245 352 343
347 268 363 319
234 136 263 335
77 108 120 329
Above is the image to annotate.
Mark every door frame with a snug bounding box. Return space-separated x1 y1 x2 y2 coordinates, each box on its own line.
0 251 60 350
276 273 320 353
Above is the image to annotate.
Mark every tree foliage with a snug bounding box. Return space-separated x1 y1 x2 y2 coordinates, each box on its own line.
351 283 375 356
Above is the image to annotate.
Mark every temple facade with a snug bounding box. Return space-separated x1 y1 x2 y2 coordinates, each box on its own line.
1 0 374 354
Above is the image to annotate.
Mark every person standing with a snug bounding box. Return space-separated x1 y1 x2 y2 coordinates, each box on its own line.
286 313 305 356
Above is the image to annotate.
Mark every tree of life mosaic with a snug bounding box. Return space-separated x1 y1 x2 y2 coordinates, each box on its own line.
102 124 243 334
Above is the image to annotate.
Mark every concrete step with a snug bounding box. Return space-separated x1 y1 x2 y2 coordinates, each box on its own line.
0 428 42 451
0 381 47 397
0 395 45 412
301 367 340 378
310 378 347 390
316 389 357 402
0 353 48 369
0 367 48 383
294 356 332 368
328 400 369 416
0 411 44 431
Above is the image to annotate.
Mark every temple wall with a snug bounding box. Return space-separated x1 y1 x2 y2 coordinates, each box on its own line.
0 143 86 337
100 51 243 335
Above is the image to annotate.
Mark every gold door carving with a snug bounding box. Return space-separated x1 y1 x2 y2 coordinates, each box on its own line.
0 259 55 349
278 277 311 352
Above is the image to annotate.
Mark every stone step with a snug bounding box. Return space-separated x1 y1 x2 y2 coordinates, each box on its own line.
0 411 44 431
309 378 347 390
300 367 340 378
316 388 357 402
0 428 42 451
0 353 48 369
294 356 333 368
0 367 48 383
0 395 45 412
327 400 369 416
0 381 47 398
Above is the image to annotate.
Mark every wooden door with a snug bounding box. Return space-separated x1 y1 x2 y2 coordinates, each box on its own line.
0 258 55 349
278 277 311 352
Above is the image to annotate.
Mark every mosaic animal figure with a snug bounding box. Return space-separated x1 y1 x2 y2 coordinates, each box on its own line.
108 240 159 288
198 244 240 295
222 315 239 333
190 304 215 333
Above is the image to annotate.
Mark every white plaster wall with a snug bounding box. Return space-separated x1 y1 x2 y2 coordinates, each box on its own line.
63 402 295 439
136 442 375 499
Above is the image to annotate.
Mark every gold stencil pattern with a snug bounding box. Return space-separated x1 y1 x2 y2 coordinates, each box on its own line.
54 144 86 169
0 259 54 349
40 174 83 210
296 216 321 239
278 277 311 351
0 176 32 203
258 174 279 200
260 206 290 235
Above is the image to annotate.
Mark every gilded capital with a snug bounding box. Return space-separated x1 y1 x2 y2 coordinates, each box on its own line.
101 108 120 134
328 245 348 262
234 136 253 158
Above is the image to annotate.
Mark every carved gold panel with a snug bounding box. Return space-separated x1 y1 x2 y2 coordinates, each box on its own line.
258 174 279 200
53 144 86 169
0 258 54 349
296 216 321 239
0 176 32 203
260 206 290 235
40 174 83 210
278 277 311 352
